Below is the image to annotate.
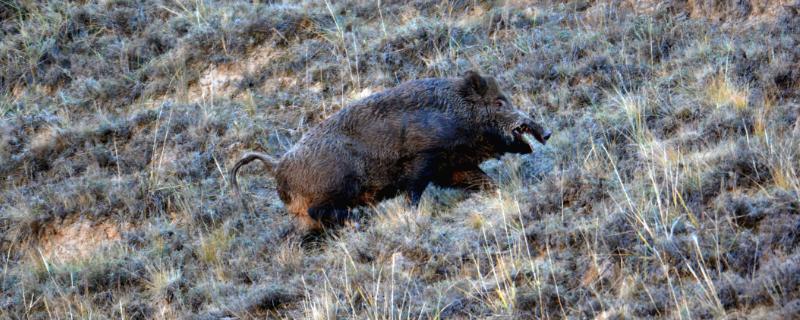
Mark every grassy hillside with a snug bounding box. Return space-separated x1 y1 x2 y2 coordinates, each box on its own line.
2 0 799 318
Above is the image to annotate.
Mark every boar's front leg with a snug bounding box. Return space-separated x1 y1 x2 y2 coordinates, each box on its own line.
434 166 496 192
404 154 438 206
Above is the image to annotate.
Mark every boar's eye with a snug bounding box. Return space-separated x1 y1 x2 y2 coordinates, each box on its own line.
494 98 505 108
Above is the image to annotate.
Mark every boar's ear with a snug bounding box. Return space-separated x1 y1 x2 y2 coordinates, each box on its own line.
459 71 488 98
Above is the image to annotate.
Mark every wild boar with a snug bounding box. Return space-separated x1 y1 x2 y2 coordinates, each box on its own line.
231 71 551 231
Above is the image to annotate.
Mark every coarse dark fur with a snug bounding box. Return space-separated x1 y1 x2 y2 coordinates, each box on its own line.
231 71 551 231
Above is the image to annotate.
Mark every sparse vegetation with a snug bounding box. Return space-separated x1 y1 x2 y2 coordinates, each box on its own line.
2 0 799 318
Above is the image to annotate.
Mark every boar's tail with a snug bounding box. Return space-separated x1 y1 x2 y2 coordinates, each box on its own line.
230 152 279 200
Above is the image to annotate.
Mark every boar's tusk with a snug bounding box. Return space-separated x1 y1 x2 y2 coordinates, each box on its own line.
521 133 539 151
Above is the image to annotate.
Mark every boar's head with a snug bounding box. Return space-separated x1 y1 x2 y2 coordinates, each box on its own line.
457 71 551 154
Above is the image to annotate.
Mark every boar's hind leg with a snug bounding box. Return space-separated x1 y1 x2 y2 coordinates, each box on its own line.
435 167 496 192
306 169 362 227
308 205 350 226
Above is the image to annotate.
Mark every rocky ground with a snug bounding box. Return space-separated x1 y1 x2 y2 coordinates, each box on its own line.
1 0 799 318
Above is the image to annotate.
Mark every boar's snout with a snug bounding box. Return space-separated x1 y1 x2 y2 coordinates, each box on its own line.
541 129 552 143
512 119 551 145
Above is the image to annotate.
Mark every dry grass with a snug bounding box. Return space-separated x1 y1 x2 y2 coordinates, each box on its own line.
2 0 800 318
706 72 749 110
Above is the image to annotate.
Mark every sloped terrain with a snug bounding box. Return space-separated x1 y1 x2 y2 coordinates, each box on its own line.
1 0 799 318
